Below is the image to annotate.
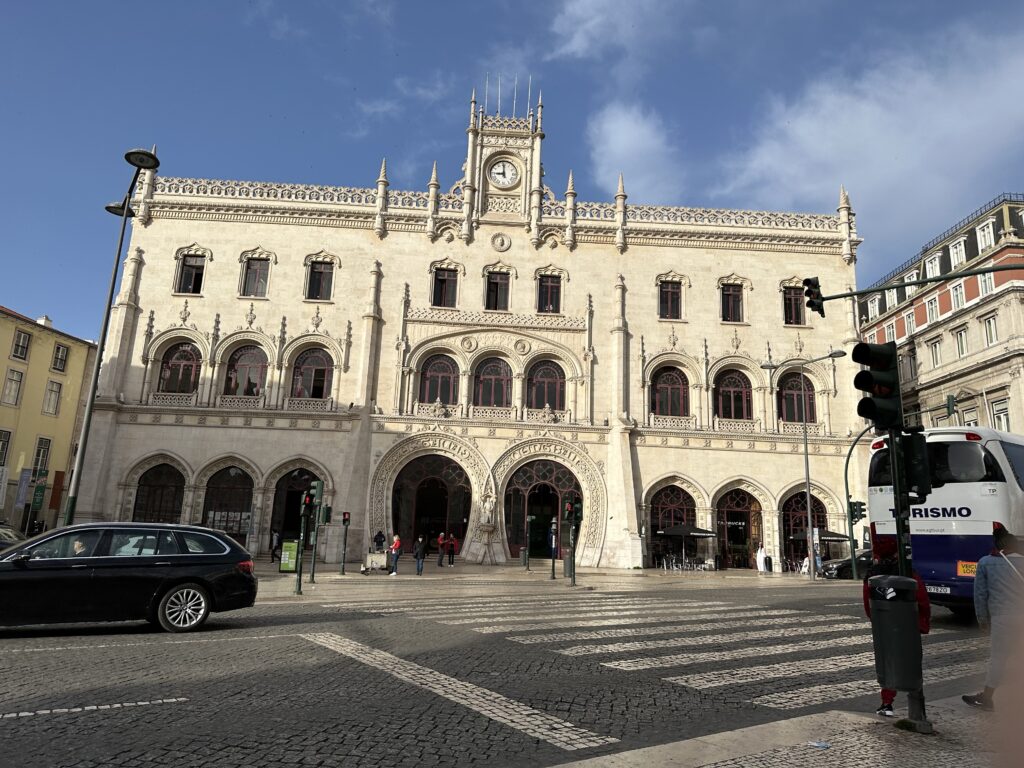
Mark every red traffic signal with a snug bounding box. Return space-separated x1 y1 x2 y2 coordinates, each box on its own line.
341 511 351 527
303 493 315 507
852 341 903 430
803 277 825 318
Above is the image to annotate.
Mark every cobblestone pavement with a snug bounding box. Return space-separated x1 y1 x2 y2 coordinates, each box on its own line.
0 570 992 767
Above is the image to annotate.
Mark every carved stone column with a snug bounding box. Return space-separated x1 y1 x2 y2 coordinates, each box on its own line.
512 373 524 420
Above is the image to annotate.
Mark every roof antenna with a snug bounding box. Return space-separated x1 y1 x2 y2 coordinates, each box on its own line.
512 74 518 118
484 73 489 115
497 73 501 116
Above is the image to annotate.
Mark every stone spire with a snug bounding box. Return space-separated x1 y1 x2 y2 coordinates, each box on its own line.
838 184 854 264
615 174 627 253
425 161 440 241
536 91 544 132
468 89 477 129
374 158 389 239
564 171 577 250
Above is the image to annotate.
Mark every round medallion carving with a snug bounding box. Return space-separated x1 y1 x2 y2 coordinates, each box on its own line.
460 337 478 352
490 232 511 252
513 339 530 355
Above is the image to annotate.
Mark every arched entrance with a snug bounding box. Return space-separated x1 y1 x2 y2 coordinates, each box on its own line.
133 464 185 523
391 456 471 550
202 466 254 545
649 485 697 564
716 489 762 569
503 460 582 559
271 467 321 546
781 491 828 568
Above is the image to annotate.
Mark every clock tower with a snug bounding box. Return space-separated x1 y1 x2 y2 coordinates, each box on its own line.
458 89 545 241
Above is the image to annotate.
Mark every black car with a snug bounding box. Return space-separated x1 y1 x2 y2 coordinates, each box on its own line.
0 522 257 632
822 551 874 579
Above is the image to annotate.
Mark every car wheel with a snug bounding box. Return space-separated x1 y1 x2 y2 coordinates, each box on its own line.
157 583 210 633
949 605 975 622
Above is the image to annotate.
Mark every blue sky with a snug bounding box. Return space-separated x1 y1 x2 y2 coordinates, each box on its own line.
3 1 1023 340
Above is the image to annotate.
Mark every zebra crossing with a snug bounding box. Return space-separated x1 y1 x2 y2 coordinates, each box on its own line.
323 589 986 713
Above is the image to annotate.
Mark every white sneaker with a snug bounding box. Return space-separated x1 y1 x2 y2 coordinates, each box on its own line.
390 572 397 576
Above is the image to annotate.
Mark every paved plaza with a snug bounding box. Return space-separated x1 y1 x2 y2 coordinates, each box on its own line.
0 563 1004 767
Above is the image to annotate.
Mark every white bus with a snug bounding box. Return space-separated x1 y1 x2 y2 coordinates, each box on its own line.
867 426 1024 616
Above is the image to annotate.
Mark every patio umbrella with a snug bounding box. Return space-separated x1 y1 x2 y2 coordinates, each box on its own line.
658 523 716 538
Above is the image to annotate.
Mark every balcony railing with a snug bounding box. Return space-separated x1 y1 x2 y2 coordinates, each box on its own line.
285 396 334 412
780 421 822 436
470 405 516 420
413 399 461 418
151 392 198 407
649 414 697 430
712 417 760 433
524 405 570 424
217 395 265 410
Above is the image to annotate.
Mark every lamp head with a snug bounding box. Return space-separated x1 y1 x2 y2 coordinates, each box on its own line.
828 350 847 359
124 148 160 171
759 362 777 371
105 200 135 217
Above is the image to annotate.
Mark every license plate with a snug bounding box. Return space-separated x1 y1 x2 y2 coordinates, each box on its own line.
926 585 951 594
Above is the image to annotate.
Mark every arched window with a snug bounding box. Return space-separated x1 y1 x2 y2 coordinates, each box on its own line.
224 345 268 396
781 491 828 564
714 370 752 420
473 358 512 407
650 485 696 531
291 348 333 399
526 361 566 410
158 343 202 394
203 466 255 542
418 355 459 405
133 463 185 523
778 372 815 423
651 367 689 416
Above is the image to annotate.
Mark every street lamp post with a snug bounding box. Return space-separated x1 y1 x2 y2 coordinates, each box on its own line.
550 518 557 580
64 149 160 526
762 349 846 581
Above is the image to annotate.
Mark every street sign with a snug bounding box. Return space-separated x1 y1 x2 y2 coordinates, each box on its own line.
279 540 299 573
31 483 46 513
14 469 31 508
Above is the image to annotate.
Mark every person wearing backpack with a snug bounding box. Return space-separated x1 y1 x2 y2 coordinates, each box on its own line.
963 528 1024 712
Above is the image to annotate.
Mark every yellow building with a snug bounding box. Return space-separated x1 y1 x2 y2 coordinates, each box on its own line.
0 307 95 531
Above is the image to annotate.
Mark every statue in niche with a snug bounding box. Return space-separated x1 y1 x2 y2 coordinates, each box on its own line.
482 493 496 526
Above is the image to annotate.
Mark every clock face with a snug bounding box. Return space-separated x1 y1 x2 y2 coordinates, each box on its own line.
488 160 519 189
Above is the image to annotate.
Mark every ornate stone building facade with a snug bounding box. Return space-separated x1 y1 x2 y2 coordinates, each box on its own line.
857 194 1024 433
79 94 865 569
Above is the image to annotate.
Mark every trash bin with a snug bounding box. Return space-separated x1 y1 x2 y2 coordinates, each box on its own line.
714 554 724 571
764 555 773 573
563 554 575 579
867 574 923 691
520 548 529 566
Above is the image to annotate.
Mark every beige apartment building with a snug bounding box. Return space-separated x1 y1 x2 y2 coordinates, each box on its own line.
0 307 95 531
857 194 1024 432
76 93 868 569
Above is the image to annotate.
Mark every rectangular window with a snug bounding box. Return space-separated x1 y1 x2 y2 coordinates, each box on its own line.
991 399 1010 432
485 272 509 311
538 275 561 314
33 437 50 477
782 286 804 325
885 288 898 309
0 429 9 466
42 380 61 415
11 330 30 360
928 340 942 368
979 271 994 296
51 343 68 372
950 238 967 268
867 296 879 320
977 219 996 251
951 283 965 310
432 268 458 308
904 349 917 378
660 281 683 320
925 255 940 278
306 262 334 301
884 323 895 343
984 315 999 346
721 283 743 322
955 328 968 358
904 312 916 335
176 256 205 294
2 369 23 405
962 408 979 427
241 258 270 298
905 270 919 297
926 297 939 323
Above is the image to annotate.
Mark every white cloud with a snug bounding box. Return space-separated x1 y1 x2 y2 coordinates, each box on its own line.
357 99 401 117
243 0 308 40
547 0 676 61
395 72 455 105
585 101 685 204
714 26 1024 281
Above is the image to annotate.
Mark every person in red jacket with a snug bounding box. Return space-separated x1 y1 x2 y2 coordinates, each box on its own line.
446 533 458 567
862 536 931 717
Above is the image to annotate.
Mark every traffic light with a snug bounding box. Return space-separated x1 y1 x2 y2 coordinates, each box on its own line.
321 505 332 524
852 341 903 430
848 499 866 524
563 501 573 522
309 480 324 506
573 497 583 525
903 431 932 503
341 510 351 527
946 394 957 418
803 277 825 318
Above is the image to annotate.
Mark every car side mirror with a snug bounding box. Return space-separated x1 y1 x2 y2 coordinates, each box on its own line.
12 552 31 565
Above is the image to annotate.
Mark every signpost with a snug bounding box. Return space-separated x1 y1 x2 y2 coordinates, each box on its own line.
279 540 299 573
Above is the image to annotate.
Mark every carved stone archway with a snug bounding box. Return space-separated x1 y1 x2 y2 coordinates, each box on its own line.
491 437 608 567
117 451 194 522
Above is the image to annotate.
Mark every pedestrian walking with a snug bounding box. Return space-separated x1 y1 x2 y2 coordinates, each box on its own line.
373 530 386 553
755 543 766 574
863 537 931 717
413 535 427 576
437 532 447 567
270 528 282 562
447 532 458 567
962 528 1024 712
388 534 402 576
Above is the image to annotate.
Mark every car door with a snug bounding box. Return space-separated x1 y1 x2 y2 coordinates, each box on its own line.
0 529 104 625
88 529 178 620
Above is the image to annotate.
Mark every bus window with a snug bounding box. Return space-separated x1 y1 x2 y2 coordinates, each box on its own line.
999 441 1024 490
928 441 1004 486
868 449 891 487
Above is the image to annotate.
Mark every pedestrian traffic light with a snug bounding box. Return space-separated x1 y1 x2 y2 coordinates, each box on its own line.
848 499 866 524
903 431 932 504
563 500 573 522
946 394 957 418
321 505 332 524
573 497 583 524
852 341 903 430
341 510 351 527
803 277 825 317
310 480 324 506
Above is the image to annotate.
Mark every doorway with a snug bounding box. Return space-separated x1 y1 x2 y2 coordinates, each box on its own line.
392 455 471 553
271 467 321 547
503 459 582 559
